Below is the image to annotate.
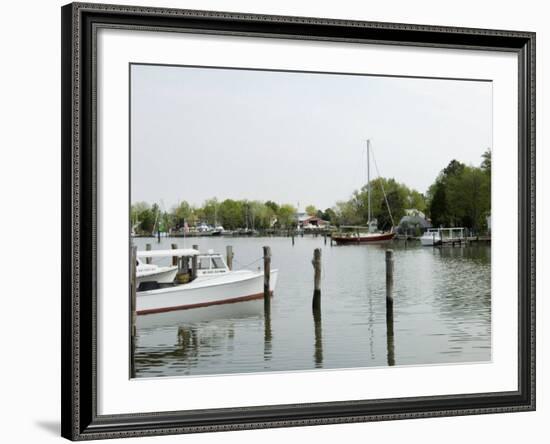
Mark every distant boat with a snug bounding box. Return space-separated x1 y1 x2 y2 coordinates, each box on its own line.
332 139 396 245
332 227 396 244
420 228 442 246
420 227 465 246
135 248 278 321
210 225 225 236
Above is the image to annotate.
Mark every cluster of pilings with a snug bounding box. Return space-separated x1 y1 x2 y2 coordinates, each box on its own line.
129 244 398 377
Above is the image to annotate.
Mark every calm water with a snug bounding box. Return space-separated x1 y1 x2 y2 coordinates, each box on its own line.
133 236 491 377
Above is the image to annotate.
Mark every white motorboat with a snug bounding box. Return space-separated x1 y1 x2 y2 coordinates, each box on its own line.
420 227 465 246
136 256 178 285
420 228 442 246
135 248 278 321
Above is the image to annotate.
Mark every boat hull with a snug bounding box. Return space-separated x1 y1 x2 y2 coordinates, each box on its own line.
136 266 178 285
137 270 278 316
332 232 396 245
420 236 442 246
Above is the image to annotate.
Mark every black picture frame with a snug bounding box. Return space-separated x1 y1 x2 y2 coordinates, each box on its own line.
61 2 536 440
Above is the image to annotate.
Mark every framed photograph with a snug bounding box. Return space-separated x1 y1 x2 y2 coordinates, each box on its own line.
61 2 535 440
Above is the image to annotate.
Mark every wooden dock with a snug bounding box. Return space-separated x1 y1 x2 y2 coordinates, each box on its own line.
439 236 491 247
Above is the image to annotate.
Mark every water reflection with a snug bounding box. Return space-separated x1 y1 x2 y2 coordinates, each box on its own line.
313 305 323 368
264 310 272 362
386 301 395 366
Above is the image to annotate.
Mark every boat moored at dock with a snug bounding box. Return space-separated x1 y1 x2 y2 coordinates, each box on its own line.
420 227 465 246
136 256 178 285
134 248 278 327
332 139 396 245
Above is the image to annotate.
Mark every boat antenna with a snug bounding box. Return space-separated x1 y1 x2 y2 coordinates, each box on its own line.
367 139 372 226
371 146 396 229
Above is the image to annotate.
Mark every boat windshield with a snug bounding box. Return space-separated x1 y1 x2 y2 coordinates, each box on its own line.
211 256 226 269
197 255 227 270
198 257 211 270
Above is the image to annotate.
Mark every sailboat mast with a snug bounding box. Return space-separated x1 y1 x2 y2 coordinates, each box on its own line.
367 139 371 226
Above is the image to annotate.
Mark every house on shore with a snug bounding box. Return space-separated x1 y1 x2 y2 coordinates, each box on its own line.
295 212 330 230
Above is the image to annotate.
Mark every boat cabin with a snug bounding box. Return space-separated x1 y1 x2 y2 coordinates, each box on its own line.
420 227 466 246
134 247 232 290
196 251 230 276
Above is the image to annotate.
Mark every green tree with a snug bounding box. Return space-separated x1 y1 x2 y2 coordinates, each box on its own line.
249 201 275 229
131 202 150 231
428 182 449 227
137 208 156 234
427 159 465 226
427 153 490 231
377 189 405 230
349 177 410 228
265 200 279 214
446 166 490 231
305 205 317 216
481 148 491 174
276 204 297 228
171 201 192 229
201 198 219 225
321 208 337 224
406 190 427 213
218 199 244 230
333 200 362 226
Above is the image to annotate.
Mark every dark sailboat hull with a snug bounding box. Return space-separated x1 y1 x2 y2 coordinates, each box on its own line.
332 232 396 245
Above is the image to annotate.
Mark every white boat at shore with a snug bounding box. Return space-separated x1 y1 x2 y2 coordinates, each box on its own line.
135 248 278 326
420 227 465 246
420 228 442 246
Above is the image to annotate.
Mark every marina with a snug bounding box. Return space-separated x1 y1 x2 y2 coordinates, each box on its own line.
131 235 491 377
127 67 493 380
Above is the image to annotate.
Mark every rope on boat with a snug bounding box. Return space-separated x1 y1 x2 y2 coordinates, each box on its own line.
371 148 396 229
232 256 264 270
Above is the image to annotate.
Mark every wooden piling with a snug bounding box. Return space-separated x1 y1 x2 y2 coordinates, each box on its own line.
171 243 178 266
226 245 233 270
129 245 137 378
263 246 271 311
145 243 152 264
386 249 394 305
312 248 322 310
192 244 199 280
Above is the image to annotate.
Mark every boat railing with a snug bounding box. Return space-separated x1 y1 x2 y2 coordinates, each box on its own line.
425 227 466 240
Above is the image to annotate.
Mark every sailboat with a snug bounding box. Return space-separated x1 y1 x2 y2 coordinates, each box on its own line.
332 139 396 245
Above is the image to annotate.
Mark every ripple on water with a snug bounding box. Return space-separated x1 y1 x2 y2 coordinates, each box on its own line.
134 238 491 377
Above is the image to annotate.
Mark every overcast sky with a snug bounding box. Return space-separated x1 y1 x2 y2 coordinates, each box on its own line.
131 64 492 211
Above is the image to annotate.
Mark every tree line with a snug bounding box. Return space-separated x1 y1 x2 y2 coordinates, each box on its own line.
426 149 491 232
132 149 491 235
330 149 491 232
131 199 298 234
